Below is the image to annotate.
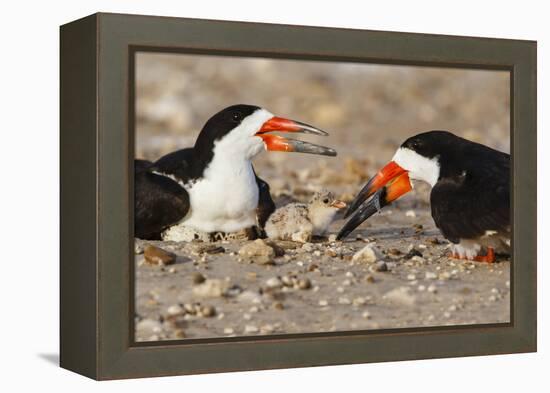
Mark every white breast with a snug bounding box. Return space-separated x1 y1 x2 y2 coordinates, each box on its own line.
180 153 259 233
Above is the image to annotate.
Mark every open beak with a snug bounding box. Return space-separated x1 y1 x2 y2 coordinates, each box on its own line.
255 117 337 157
331 200 347 209
337 161 412 240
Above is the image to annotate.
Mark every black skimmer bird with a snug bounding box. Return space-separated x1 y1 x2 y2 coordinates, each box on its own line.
135 104 336 240
337 131 510 263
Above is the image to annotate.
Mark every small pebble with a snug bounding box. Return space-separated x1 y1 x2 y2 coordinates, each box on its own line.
273 302 285 310
265 276 283 289
144 245 176 266
319 299 329 307
166 304 184 316
192 272 206 285
384 287 416 306
200 305 216 317
338 297 351 305
260 324 275 334
411 256 425 264
297 278 312 290
374 261 388 272
281 275 294 287
198 244 225 254
352 245 380 263
238 239 276 264
404 248 422 259
192 279 229 298
244 325 259 334
425 272 437 280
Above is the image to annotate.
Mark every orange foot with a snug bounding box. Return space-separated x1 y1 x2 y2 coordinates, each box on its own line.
474 247 495 263
449 247 495 263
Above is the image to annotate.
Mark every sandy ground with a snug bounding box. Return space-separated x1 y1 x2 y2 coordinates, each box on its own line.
135 217 510 341
134 53 510 341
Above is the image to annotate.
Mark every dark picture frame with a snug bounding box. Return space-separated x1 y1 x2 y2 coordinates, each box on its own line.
60 12 536 380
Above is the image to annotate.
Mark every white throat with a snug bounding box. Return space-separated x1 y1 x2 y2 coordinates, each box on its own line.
212 108 274 160
392 147 440 187
173 109 275 234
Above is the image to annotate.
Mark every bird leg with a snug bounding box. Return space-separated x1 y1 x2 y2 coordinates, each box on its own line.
449 247 495 263
473 247 495 263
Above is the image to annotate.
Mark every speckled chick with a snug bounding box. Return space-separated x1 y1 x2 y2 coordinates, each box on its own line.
265 190 347 243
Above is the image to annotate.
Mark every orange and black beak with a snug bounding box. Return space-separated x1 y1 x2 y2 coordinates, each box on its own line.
255 117 336 156
337 161 412 240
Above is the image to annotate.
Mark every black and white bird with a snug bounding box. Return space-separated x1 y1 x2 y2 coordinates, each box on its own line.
135 104 336 241
337 131 510 263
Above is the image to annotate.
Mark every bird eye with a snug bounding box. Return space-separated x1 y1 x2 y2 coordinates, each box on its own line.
323 198 329 204
410 140 421 149
231 112 243 122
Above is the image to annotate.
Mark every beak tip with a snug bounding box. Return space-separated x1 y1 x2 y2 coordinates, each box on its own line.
335 231 347 241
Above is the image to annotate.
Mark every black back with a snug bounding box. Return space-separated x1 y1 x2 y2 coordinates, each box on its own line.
407 131 510 243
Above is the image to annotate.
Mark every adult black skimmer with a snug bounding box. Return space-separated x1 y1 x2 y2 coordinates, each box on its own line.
337 131 510 263
135 104 336 240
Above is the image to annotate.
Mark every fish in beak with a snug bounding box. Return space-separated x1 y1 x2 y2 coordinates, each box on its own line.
256 117 337 157
337 161 412 240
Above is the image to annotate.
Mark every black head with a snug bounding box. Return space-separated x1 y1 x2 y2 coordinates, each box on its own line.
194 104 261 151
400 130 460 159
193 104 336 164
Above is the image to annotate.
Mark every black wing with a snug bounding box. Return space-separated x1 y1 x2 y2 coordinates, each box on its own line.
152 148 200 184
431 149 510 243
255 172 276 230
134 160 190 240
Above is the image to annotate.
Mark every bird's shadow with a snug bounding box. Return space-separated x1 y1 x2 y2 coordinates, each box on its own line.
338 226 441 241
38 353 59 366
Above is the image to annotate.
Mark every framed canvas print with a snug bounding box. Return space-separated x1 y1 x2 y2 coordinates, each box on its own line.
60 13 537 380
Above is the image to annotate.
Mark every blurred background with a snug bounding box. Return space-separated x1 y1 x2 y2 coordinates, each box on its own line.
135 52 509 204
